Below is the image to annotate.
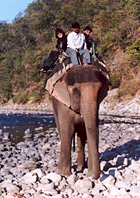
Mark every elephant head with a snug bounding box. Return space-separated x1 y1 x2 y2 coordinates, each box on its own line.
52 65 108 179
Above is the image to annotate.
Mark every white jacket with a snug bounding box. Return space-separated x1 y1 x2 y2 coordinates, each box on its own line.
67 31 87 50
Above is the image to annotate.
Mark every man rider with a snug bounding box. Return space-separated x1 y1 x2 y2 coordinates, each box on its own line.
66 22 91 66
83 26 94 54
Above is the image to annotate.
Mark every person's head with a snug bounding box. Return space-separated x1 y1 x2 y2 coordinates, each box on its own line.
55 28 65 39
72 22 80 33
83 26 92 36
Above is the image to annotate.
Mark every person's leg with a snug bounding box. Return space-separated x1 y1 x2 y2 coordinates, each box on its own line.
66 48 79 66
79 49 91 65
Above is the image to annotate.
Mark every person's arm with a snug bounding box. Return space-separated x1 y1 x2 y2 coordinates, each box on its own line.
82 34 87 49
62 35 67 51
56 39 59 50
88 37 94 52
89 46 93 53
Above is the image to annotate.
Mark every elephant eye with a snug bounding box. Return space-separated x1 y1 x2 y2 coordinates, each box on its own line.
73 88 81 100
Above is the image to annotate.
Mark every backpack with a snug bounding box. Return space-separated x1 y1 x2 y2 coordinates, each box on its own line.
42 51 60 71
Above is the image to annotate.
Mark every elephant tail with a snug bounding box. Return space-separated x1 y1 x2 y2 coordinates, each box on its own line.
72 134 75 152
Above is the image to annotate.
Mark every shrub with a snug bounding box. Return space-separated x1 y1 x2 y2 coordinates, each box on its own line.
28 82 45 103
12 93 29 104
116 81 140 100
110 73 120 88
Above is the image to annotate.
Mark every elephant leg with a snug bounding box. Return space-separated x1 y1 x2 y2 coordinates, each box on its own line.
76 123 87 171
54 101 75 176
87 126 99 177
52 97 60 136
56 120 74 176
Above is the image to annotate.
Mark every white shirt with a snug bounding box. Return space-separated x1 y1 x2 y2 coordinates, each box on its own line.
67 31 87 50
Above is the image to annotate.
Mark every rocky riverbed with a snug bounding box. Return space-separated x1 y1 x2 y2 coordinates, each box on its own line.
0 90 140 198
0 114 140 198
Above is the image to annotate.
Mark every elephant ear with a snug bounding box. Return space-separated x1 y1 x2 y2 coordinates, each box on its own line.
52 80 71 107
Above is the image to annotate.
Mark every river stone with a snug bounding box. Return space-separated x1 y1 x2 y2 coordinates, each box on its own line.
21 172 38 184
10 167 20 176
103 162 112 171
3 132 11 140
24 128 31 134
40 176 51 184
37 182 55 194
75 178 93 192
64 187 74 196
100 161 106 170
44 189 58 196
5 174 14 180
100 174 115 187
17 161 37 170
129 185 140 197
58 179 67 192
26 148 38 156
118 193 132 198
24 187 36 195
52 195 64 198
45 172 62 185
0 186 4 194
31 168 45 178
1 182 20 195
34 126 43 131
116 156 125 165
108 168 122 178
94 182 106 193
0 144 4 151
41 143 51 151
83 168 88 175
82 192 93 198
115 180 131 190
4 162 14 169
67 174 79 186
110 186 121 196
129 163 140 172
23 133 33 139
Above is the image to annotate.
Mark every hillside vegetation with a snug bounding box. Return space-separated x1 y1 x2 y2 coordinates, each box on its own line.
0 0 140 104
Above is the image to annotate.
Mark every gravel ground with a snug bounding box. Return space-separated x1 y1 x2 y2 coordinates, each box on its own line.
0 115 140 198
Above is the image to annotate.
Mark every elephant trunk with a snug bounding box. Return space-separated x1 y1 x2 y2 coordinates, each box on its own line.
80 82 101 179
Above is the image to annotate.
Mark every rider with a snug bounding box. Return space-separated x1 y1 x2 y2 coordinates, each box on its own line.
55 28 67 52
66 22 91 66
83 26 96 61
41 28 67 72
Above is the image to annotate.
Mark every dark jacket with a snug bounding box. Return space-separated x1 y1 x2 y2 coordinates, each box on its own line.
84 33 94 50
56 35 67 51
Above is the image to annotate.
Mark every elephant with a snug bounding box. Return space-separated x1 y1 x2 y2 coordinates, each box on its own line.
52 64 108 179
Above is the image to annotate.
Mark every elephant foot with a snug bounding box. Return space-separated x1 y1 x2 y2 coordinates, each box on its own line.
77 165 83 171
77 162 87 171
87 169 100 180
83 62 89 66
56 166 71 177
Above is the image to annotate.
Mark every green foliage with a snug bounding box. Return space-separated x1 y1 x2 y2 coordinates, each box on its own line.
110 73 120 88
117 81 140 100
126 38 140 60
0 0 140 104
28 82 45 103
12 93 29 104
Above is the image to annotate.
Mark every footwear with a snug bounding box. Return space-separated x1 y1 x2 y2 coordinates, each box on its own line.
83 63 88 66
40 68 47 73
